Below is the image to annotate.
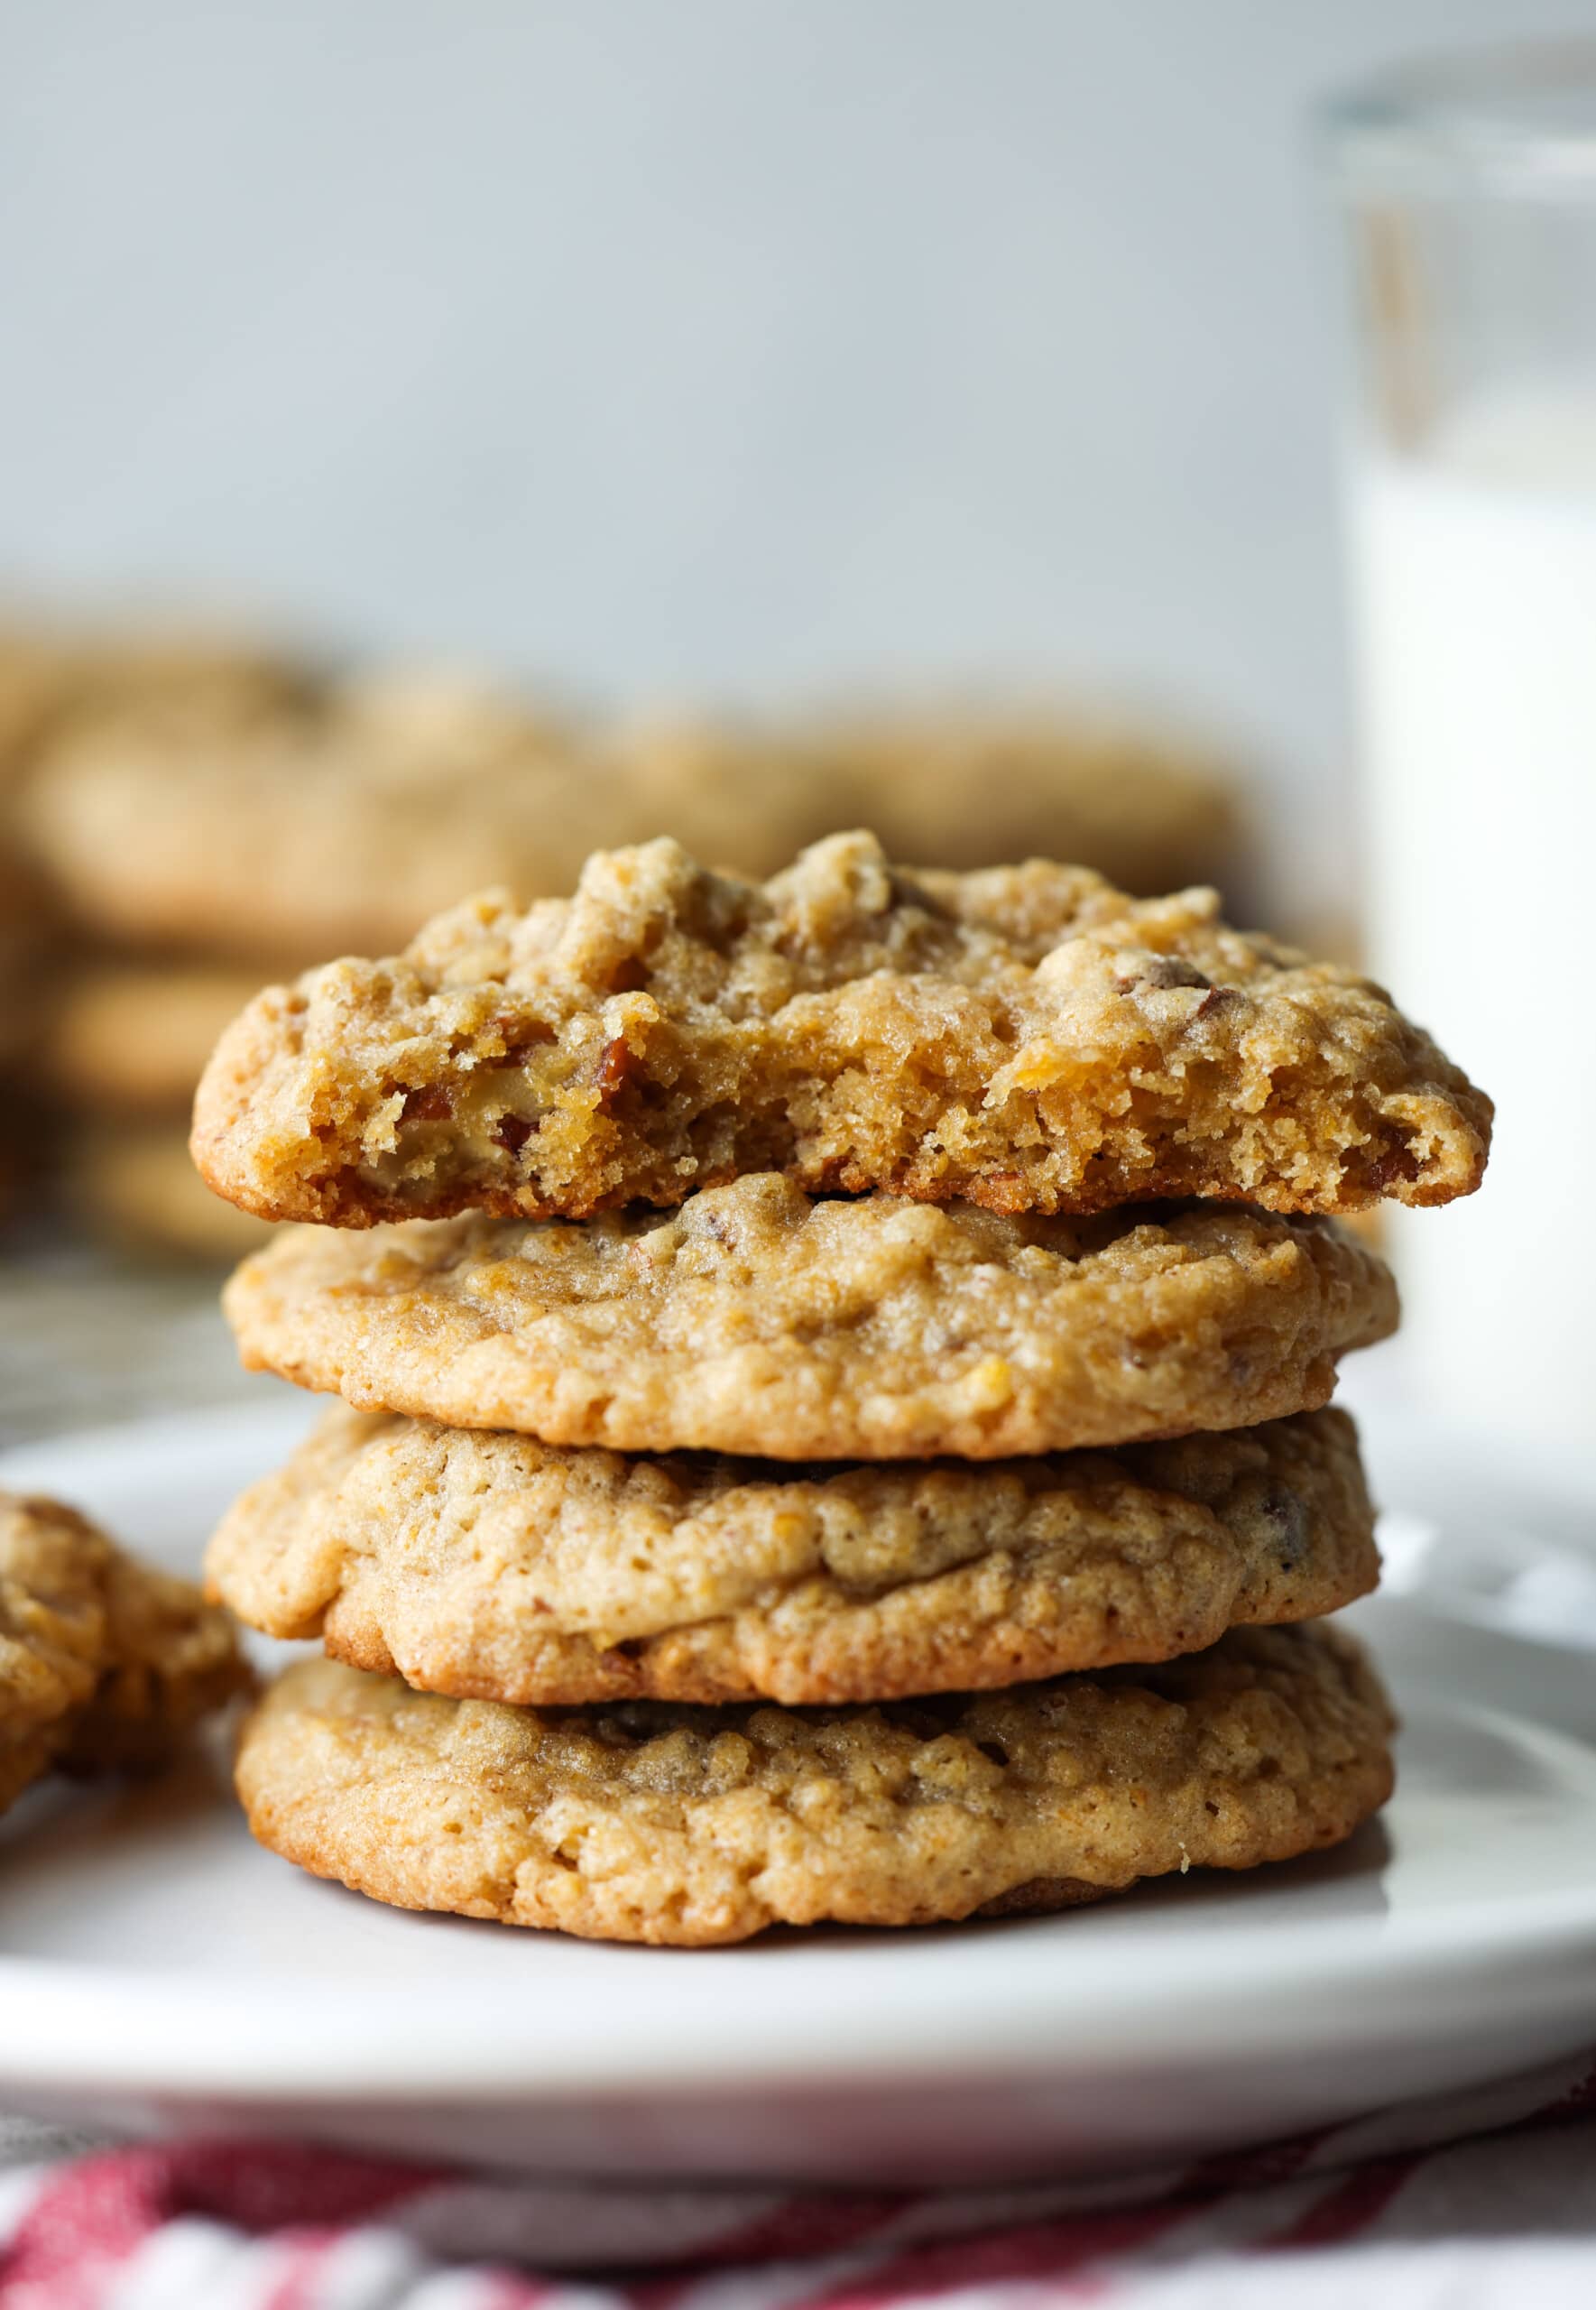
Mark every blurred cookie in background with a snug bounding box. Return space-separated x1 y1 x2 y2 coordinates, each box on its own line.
0 621 326 1261
15 676 872 968
0 617 320 1152
798 700 1254 906
0 812 55 1238
604 699 1258 907
65 1122 274 1265
0 619 317 788
15 664 586 965
0 631 81 775
32 961 271 1119
593 711 857 879
0 841 50 1053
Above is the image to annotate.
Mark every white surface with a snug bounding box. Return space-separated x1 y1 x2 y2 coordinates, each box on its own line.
1352 400 1596 1481
4 1400 1596 2184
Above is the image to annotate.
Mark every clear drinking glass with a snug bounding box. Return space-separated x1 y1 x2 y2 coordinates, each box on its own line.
1324 44 1596 1489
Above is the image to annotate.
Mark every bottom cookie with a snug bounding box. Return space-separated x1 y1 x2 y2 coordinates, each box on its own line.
235 1623 1394 1946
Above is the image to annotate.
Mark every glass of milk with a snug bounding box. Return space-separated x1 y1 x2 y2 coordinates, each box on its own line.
1326 47 1596 1492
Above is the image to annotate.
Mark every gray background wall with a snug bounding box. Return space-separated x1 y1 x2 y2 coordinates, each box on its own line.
3 1 1591 910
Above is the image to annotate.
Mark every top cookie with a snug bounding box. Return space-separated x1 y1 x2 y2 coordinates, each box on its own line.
193 830 1490 1227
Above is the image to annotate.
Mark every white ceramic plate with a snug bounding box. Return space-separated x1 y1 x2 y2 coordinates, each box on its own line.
4 1398 1596 2186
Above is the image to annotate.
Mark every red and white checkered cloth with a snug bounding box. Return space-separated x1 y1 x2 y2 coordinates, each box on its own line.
5 2049 1596 2310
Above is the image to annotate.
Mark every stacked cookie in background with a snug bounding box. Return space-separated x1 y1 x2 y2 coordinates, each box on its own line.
192 831 1490 1945
2 630 328 1257
0 630 306 1243
10 646 586 1260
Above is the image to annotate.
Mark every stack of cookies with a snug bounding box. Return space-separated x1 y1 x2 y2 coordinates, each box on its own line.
1 628 326 1256
195 830 1490 1946
194 831 1496 1949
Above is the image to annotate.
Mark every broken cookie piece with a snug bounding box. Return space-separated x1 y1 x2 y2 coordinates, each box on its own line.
1 1492 252 1816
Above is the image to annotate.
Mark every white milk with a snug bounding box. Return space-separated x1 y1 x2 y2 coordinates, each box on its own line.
1351 390 1596 1484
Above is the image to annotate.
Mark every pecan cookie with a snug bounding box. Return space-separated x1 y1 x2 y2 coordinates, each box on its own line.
191 832 1490 1227
235 1622 1395 1945
221 1178 1397 1459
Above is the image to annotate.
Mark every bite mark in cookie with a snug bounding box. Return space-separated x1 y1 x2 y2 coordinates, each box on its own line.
190 832 1490 1228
